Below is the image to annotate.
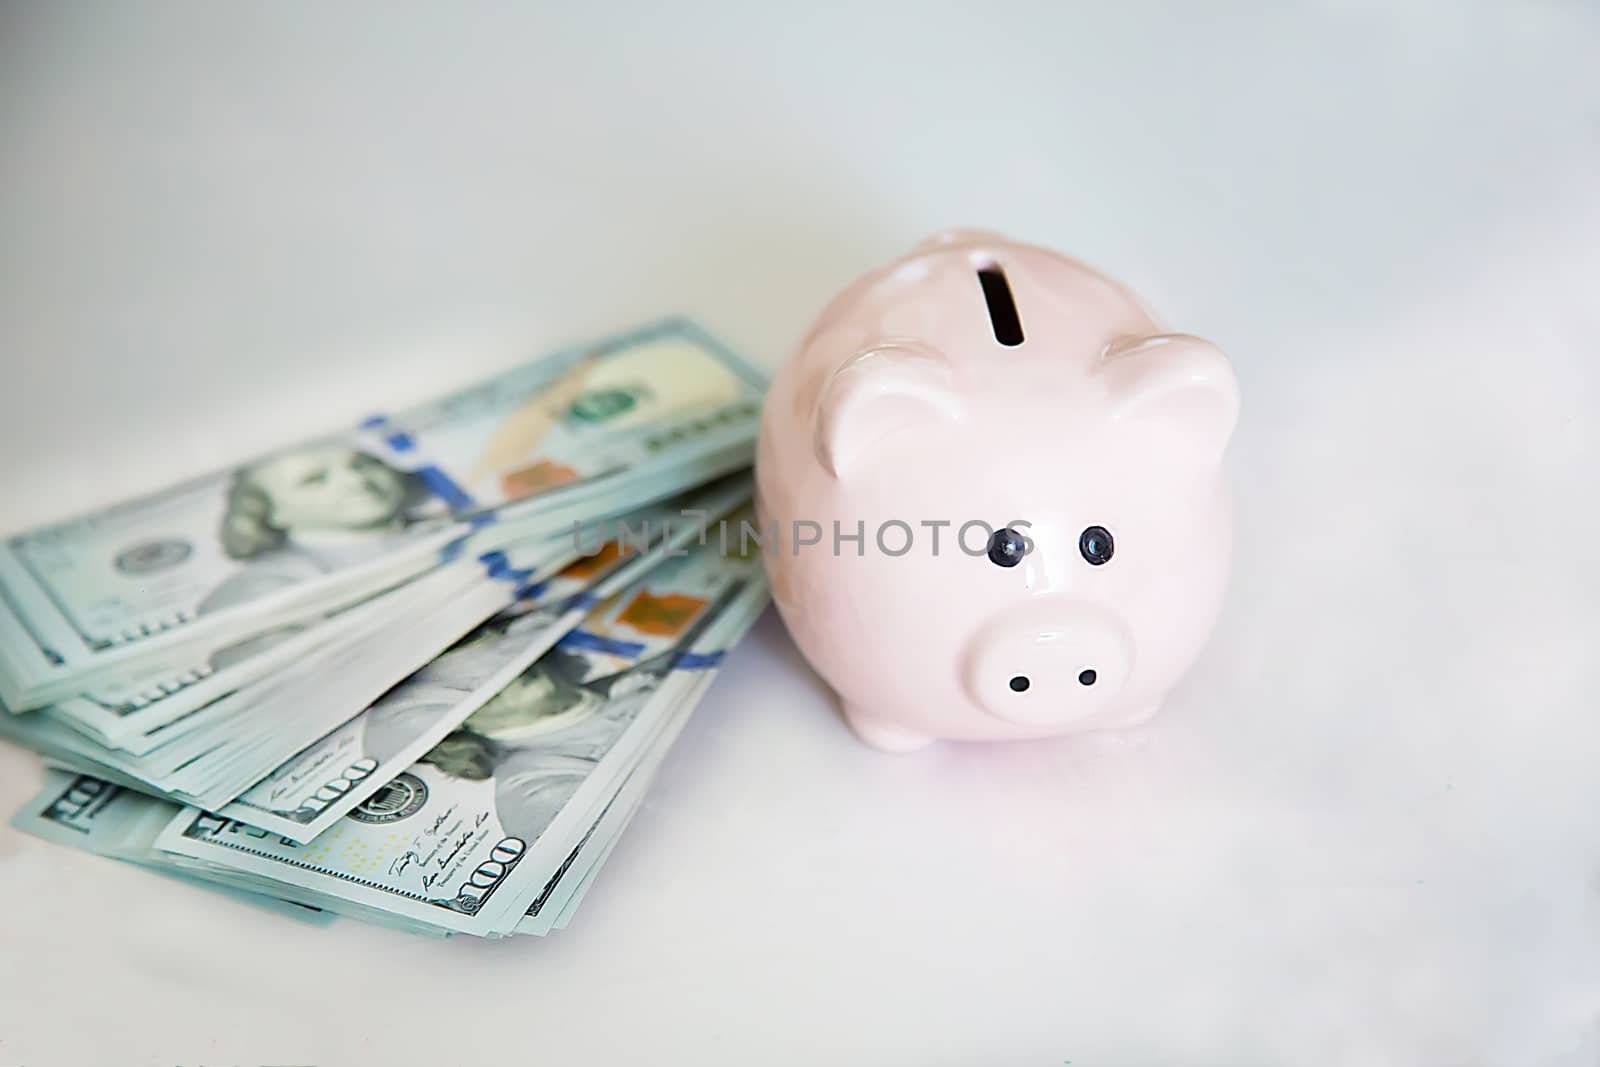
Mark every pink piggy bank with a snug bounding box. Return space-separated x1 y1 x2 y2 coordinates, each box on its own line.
755 231 1240 751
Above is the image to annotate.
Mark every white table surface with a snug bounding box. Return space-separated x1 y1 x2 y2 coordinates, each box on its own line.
1 4 1597 1064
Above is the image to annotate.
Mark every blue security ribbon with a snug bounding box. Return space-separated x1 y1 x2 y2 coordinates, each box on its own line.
558 630 647 659
670 650 725 671
515 578 551 602
360 414 478 515
560 591 600 612
478 550 536 588
416 466 476 513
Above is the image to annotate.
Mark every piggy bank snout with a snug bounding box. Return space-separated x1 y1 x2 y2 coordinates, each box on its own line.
962 600 1133 728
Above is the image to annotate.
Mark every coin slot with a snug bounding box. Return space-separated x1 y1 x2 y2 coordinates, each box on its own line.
976 265 1025 346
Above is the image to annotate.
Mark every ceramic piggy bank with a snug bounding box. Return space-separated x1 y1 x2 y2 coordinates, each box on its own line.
755 231 1239 751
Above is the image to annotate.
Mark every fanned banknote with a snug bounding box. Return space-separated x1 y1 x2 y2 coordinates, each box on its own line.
0 533 578 808
213 481 750 841
10 556 768 937
152 529 768 936
3 319 772 941
513 653 731 934
0 318 763 710
11 771 337 926
1 478 749 812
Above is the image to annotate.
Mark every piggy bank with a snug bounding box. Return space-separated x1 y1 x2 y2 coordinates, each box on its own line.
755 231 1239 751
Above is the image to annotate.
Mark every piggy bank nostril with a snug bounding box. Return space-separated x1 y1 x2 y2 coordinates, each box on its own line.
1008 675 1031 693
1078 669 1097 686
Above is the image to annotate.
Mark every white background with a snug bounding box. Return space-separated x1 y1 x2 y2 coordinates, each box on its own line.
1 3 1597 1064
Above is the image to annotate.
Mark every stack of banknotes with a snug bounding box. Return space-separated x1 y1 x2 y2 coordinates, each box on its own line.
1 318 773 937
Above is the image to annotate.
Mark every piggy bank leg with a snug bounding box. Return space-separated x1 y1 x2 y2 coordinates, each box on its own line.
842 702 933 753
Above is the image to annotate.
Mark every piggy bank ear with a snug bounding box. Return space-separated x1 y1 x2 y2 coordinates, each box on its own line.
815 342 964 478
1102 333 1239 461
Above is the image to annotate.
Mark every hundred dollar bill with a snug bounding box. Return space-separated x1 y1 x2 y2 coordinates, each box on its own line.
144 482 750 811
11 769 177 860
215 481 750 842
43 468 712 757
139 541 585 809
515 632 735 935
48 559 482 750
11 771 336 924
0 534 581 809
40 465 740 749
0 318 764 710
523 730 676 934
530 586 767 934
153 529 769 936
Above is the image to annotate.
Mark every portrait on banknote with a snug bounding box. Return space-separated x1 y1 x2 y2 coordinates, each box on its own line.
418 642 667 845
199 444 448 614
355 601 567 764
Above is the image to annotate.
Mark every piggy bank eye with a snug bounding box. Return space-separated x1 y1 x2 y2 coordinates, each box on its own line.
1079 526 1114 566
986 527 1027 568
